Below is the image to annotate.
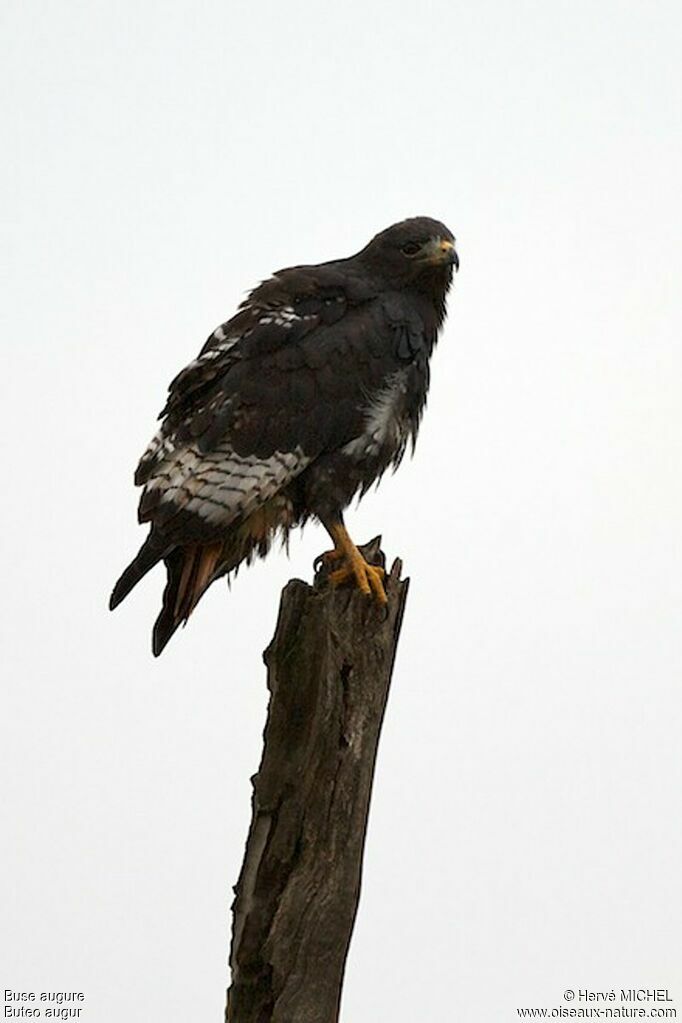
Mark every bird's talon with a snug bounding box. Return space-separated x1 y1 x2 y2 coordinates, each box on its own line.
316 548 345 569
315 546 348 573
327 553 387 605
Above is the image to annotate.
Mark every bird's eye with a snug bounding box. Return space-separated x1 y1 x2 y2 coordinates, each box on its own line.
400 241 421 256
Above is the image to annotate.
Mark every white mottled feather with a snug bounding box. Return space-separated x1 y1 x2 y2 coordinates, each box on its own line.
143 441 309 526
257 305 315 329
137 334 240 475
342 369 409 459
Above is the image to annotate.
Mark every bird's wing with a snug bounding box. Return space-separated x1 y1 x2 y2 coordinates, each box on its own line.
133 265 415 541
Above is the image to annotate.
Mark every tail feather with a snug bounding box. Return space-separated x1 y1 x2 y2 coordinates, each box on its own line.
109 533 170 611
152 549 186 657
113 511 277 656
152 542 224 657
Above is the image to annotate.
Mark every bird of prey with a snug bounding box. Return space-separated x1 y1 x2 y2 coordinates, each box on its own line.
110 216 458 655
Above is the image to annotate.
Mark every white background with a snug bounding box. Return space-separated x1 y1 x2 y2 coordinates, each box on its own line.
2 0 681 1019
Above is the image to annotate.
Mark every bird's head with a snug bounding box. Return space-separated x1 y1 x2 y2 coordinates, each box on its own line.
357 217 458 296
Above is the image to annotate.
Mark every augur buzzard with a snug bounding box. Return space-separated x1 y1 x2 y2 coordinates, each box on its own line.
110 217 458 654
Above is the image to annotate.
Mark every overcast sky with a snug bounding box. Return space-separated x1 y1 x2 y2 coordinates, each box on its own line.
2 0 681 1019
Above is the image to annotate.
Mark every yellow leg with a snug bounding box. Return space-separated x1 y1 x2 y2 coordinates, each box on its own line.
323 522 387 605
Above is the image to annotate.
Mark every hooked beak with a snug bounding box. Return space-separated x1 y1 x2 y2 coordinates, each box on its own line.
423 236 459 271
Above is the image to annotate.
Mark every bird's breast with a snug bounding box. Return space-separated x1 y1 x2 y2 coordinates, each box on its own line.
342 367 416 465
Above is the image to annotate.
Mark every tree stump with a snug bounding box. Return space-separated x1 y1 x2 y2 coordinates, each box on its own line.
226 539 409 1023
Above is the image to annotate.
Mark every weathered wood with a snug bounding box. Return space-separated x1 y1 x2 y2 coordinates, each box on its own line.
226 539 409 1023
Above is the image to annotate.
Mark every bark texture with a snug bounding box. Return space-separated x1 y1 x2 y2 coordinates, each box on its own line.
226 539 409 1023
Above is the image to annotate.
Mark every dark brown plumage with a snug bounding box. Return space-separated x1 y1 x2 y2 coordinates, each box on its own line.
110 217 458 654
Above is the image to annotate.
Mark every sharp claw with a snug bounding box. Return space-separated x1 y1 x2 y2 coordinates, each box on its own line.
327 554 386 604
366 564 387 605
315 548 344 571
319 525 387 605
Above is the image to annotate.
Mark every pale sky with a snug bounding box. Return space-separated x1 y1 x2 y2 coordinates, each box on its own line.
2 0 681 1020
